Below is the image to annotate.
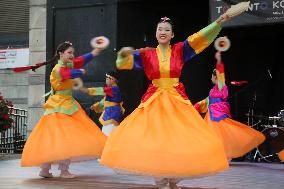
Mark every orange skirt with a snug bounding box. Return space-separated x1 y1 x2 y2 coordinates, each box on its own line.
21 104 106 167
278 149 284 162
204 113 265 159
100 91 229 177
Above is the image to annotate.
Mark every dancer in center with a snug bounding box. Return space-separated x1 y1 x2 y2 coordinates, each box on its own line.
100 14 232 189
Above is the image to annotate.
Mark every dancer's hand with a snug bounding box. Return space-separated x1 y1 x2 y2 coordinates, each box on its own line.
80 87 89 93
120 47 134 57
216 13 230 25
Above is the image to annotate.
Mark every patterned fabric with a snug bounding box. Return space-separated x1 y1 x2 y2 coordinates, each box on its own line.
194 60 231 121
116 22 222 104
44 53 94 115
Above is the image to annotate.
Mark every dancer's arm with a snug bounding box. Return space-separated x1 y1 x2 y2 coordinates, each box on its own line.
91 99 105 113
81 86 114 97
73 49 102 68
116 47 144 70
58 67 85 81
215 51 225 91
194 97 209 113
182 14 229 62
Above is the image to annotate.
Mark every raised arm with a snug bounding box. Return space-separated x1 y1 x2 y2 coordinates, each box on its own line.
183 21 221 62
215 51 225 91
183 13 230 62
73 49 102 68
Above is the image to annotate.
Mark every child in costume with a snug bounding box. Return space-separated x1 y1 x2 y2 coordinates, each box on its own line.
100 14 232 189
194 51 265 160
21 41 106 178
80 71 124 136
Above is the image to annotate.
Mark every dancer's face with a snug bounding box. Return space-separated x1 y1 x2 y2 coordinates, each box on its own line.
59 47 75 63
106 75 116 86
211 74 217 84
156 22 174 46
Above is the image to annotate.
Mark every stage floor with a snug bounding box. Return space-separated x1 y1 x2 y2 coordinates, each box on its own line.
0 159 283 189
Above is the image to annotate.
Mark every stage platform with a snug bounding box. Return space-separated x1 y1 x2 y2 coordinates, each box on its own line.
0 159 283 189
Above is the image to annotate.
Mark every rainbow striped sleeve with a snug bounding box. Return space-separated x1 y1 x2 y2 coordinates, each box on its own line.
73 53 94 68
87 87 105 96
116 50 143 70
216 61 225 90
91 99 104 113
58 67 84 81
194 97 209 113
183 21 222 62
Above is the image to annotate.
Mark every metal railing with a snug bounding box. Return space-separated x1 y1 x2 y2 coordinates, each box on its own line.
0 107 28 154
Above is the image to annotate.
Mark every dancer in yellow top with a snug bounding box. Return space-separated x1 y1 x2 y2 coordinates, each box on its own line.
21 41 106 178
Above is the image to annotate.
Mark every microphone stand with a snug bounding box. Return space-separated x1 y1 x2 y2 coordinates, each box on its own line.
229 70 272 162
229 69 272 121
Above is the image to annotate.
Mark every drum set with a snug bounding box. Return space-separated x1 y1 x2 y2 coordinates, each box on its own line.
246 109 284 162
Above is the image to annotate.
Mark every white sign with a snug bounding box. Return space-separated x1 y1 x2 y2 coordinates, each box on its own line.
210 0 284 27
0 48 29 69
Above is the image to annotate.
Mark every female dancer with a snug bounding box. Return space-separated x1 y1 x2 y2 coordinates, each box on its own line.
100 14 231 189
21 41 106 178
194 51 265 160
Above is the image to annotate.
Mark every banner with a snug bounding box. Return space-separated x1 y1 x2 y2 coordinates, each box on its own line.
210 0 284 27
0 48 29 69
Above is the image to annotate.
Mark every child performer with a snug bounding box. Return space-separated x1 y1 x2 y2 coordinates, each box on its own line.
80 71 124 136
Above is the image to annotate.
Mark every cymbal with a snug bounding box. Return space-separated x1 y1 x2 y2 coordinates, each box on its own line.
245 114 281 121
245 114 266 119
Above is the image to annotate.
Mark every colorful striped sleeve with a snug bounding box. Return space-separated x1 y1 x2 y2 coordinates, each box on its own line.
91 98 105 113
194 97 209 113
116 50 143 70
73 53 94 68
216 61 225 91
87 87 106 96
183 21 222 62
58 67 84 81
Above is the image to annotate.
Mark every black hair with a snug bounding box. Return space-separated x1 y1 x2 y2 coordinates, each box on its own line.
16 41 74 72
212 69 217 76
157 17 174 32
106 70 119 81
38 42 73 70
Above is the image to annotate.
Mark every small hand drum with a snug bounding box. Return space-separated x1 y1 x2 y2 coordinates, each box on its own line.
226 1 250 18
73 78 83 90
90 36 110 50
214 36 231 52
